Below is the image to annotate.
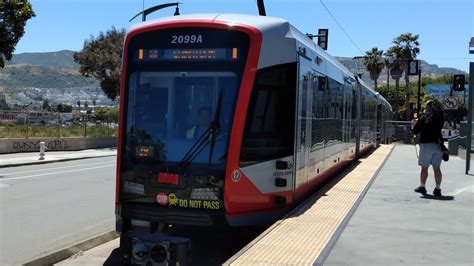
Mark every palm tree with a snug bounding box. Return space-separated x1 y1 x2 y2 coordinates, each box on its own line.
392 33 420 120
384 47 404 118
362 48 385 91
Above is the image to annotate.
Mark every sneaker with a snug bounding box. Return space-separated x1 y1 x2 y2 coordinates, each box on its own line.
433 188 442 197
414 186 427 195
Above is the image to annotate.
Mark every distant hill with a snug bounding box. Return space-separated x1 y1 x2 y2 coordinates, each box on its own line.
0 64 98 89
0 51 104 106
5 50 79 69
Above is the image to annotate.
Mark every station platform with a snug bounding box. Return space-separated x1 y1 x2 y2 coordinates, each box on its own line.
226 144 474 265
56 144 473 265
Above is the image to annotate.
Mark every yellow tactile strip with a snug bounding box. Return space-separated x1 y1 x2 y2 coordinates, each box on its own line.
226 145 393 266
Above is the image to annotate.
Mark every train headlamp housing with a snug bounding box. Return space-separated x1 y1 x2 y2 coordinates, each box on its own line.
131 241 149 262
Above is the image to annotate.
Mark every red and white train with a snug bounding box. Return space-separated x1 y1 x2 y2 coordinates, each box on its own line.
115 12 392 263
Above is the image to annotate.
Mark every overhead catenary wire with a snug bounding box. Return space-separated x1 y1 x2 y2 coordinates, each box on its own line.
319 0 364 55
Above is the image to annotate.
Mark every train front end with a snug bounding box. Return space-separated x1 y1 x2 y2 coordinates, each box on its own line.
115 17 265 236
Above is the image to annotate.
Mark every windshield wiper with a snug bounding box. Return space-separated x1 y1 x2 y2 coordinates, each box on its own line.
208 87 223 165
178 87 224 170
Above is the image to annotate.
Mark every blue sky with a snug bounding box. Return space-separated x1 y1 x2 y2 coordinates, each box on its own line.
15 0 474 71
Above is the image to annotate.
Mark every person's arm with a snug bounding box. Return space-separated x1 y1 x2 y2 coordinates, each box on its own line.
412 116 424 134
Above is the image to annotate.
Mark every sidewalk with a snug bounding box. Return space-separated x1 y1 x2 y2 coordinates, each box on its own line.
0 148 117 168
325 144 474 265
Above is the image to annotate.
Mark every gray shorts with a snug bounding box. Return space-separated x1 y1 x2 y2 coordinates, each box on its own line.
418 143 443 167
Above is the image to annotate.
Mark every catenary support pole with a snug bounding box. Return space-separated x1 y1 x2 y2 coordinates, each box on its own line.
466 62 473 174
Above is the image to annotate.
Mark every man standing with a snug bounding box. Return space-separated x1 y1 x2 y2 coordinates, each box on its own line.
412 100 445 196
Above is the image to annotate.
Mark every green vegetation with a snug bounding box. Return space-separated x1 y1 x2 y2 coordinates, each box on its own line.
0 0 35 68
364 33 422 120
0 123 117 139
54 103 73 113
377 74 468 121
362 48 385 91
92 107 119 122
74 27 126 100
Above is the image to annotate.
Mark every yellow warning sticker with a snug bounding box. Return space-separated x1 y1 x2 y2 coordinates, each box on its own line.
168 193 220 210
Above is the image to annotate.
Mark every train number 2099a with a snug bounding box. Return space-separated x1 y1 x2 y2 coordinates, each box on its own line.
171 35 203 44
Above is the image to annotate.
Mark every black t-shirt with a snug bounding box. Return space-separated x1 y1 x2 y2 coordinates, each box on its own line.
413 113 444 143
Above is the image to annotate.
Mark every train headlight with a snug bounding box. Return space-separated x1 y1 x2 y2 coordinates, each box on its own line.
131 241 149 262
150 243 170 264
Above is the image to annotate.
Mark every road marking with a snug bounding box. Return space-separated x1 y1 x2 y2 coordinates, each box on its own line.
0 165 115 182
450 185 474 195
1 160 117 177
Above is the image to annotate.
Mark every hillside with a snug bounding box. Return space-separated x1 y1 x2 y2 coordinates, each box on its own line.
0 51 107 106
0 64 98 89
5 50 79 69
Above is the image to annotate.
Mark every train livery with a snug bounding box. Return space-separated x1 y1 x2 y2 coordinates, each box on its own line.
115 13 392 262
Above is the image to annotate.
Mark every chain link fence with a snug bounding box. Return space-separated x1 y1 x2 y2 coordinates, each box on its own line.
0 110 118 139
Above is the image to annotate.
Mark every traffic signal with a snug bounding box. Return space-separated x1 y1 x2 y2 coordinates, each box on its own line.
453 74 465 91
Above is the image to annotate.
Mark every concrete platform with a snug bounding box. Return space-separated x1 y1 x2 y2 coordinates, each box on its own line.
324 145 474 265
226 145 393 265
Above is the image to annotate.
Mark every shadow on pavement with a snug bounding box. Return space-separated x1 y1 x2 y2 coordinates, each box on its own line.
102 225 267 266
103 248 127 266
421 194 455 201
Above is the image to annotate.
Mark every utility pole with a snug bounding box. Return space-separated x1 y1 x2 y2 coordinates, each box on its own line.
466 37 474 174
142 0 145 22
417 68 422 115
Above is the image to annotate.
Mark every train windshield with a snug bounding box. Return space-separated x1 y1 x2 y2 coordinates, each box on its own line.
124 71 239 165
121 28 250 170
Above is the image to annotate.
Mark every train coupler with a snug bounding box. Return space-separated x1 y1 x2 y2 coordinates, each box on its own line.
124 231 191 266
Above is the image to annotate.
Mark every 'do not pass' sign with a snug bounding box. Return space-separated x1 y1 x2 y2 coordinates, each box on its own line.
444 96 458 110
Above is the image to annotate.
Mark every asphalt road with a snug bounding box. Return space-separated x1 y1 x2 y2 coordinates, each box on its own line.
0 157 117 265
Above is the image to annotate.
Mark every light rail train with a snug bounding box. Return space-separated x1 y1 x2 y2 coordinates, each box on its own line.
115 11 392 265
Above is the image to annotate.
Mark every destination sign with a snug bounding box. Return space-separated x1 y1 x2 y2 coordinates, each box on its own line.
137 48 239 62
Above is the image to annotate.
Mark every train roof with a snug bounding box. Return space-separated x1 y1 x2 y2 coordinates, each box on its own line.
130 13 391 110
130 13 355 78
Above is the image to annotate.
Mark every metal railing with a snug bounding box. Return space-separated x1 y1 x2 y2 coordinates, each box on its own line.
383 120 414 144
0 110 118 139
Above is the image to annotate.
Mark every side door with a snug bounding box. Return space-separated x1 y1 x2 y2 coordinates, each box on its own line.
294 55 313 197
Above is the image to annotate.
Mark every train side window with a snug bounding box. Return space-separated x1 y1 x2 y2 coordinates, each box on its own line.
240 63 297 165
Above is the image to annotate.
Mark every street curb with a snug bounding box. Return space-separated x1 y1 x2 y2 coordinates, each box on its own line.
0 154 116 169
23 231 118 266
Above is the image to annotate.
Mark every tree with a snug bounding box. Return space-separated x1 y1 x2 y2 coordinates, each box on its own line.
362 47 385 91
391 33 420 120
42 99 51 111
384 47 404 119
0 0 35 68
84 101 89 108
77 100 81 108
74 27 125 100
56 103 73 113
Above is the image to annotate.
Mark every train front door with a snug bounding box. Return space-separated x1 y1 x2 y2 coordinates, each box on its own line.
294 56 313 196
